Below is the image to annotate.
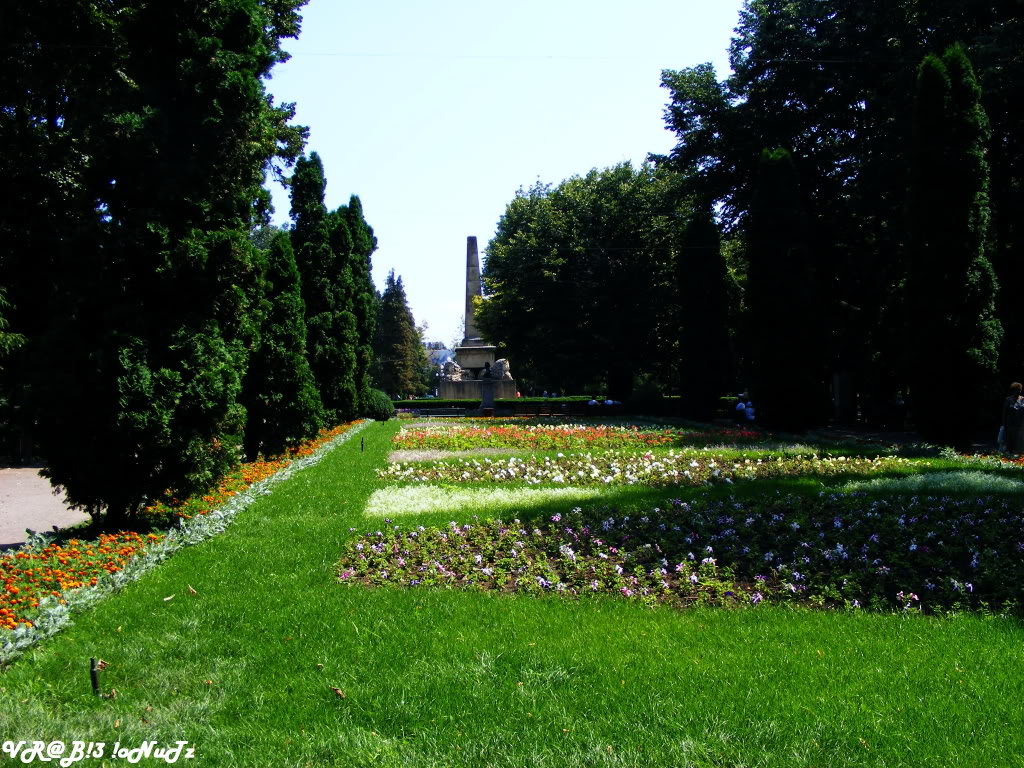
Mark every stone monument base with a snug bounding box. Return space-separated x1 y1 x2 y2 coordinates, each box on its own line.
439 379 517 400
454 344 497 378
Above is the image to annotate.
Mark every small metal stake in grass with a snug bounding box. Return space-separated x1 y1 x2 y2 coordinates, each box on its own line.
90 658 100 696
361 436 365 452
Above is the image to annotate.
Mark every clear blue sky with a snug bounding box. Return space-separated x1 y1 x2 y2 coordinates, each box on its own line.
265 0 745 347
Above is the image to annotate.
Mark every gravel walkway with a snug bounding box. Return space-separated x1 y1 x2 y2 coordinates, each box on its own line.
0 464 90 549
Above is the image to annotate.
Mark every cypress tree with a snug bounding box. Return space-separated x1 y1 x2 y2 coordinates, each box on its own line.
744 148 825 431
241 232 325 458
905 45 1001 447
374 271 425 398
343 196 378 413
289 153 357 421
677 204 733 420
326 207 360 422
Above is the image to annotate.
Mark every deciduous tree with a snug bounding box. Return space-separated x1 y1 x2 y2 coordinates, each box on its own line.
479 164 675 399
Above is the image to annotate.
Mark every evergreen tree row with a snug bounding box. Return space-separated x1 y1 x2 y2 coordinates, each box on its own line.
655 1 1020 445
0 1 379 524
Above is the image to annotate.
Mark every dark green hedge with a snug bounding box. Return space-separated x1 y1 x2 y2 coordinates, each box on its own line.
393 396 593 409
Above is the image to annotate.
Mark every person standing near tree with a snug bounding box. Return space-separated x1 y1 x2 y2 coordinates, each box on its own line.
1002 382 1024 454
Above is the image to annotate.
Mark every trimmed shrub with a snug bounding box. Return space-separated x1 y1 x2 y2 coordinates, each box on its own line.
364 388 396 421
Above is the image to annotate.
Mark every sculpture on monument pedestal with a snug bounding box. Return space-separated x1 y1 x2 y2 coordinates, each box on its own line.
441 360 463 381
491 359 513 380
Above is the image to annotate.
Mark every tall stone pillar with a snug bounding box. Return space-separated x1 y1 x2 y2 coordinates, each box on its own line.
463 236 485 345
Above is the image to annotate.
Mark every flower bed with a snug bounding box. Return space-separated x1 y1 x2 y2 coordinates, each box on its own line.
0 532 162 630
392 423 764 452
338 492 1024 614
338 515 746 608
380 451 912 487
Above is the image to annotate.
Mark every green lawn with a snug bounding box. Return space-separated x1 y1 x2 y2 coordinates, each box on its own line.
3 420 1023 767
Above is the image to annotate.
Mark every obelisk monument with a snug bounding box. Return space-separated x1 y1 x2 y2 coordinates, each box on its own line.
438 236 517 401
454 236 498 378
462 236 486 346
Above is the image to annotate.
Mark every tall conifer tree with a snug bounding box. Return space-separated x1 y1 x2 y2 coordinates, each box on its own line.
344 196 379 413
289 152 358 421
905 45 1001 447
373 271 425 398
241 232 324 458
745 148 824 431
677 204 733 419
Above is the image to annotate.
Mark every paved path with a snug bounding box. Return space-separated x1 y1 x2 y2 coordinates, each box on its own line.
0 465 91 549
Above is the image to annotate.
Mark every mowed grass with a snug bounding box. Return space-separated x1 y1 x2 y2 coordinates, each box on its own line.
2 421 1023 767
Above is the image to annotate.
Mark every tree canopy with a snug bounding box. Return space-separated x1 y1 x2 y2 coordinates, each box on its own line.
478 163 676 399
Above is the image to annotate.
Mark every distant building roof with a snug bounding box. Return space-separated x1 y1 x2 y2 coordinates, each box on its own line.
427 348 452 366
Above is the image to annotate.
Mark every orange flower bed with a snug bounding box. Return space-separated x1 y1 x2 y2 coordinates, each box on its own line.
0 532 161 629
142 423 358 521
1 422 359 630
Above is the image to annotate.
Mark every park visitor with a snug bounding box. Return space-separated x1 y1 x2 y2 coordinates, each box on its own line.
1001 382 1024 454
